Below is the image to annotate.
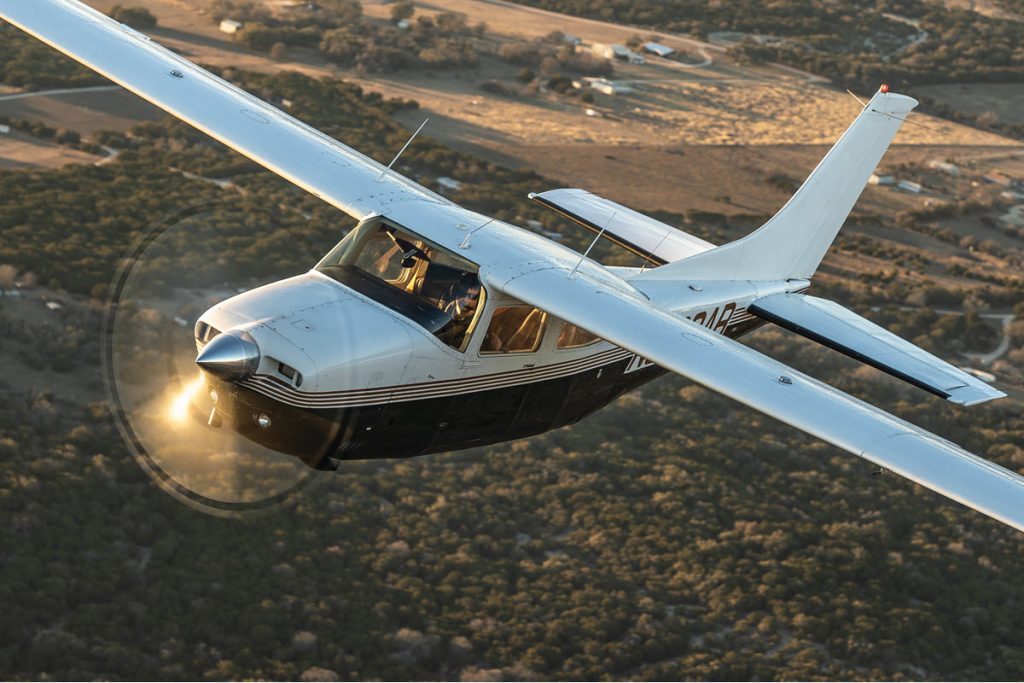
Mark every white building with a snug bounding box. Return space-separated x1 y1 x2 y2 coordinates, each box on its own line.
984 172 1012 186
896 180 923 194
592 79 633 95
999 205 1024 227
643 42 675 58
437 177 462 192
590 43 645 64
868 173 895 186
928 160 960 176
219 19 243 34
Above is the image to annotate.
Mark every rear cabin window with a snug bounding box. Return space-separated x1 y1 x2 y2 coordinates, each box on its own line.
316 221 484 352
556 323 600 349
481 306 547 354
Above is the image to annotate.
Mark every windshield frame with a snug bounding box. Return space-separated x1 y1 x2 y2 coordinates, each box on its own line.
315 218 486 352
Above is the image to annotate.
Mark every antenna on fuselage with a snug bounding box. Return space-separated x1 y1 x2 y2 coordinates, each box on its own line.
569 210 616 278
378 117 429 181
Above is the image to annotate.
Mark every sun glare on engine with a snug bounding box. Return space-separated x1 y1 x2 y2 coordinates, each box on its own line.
169 373 206 423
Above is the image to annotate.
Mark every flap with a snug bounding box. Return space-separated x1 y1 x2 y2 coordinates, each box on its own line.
749 294 1005 406
529 188 713 265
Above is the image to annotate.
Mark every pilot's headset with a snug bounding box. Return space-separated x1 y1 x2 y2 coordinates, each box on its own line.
444 273 480 313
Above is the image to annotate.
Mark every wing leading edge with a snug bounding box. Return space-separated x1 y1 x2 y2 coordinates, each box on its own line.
0 0 447 221
481 262 1024 533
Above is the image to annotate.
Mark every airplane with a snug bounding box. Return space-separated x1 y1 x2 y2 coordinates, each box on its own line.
3 0 1023 533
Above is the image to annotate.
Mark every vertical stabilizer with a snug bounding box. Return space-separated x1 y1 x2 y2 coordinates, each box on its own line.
635 88 917 282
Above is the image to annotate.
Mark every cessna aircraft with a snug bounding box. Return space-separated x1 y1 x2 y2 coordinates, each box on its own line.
3 0 1023 532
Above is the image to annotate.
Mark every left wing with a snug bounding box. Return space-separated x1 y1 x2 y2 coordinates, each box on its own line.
481 262 1024 533
0 0 447 221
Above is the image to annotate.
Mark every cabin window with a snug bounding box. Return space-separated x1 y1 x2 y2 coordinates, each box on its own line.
480 306 547 354
556 323 600 349
315 220 484 352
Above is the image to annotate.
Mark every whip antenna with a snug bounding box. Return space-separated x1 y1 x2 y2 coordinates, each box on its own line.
379 117 429 180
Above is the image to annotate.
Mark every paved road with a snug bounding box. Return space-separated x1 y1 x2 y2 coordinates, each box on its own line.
896 305 1017 365
966 314 1015 365
0 85 121 102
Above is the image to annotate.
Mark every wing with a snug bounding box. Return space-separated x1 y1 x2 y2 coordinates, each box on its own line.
481 262 1024 533
0 0 447 220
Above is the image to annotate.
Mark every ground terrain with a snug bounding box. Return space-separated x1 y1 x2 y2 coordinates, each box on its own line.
2 3 1024 679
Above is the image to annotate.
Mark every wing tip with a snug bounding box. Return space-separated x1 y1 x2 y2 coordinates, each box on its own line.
947 387 1008 407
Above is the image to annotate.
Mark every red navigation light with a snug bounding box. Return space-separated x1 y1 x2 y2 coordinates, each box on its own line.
880 83 890 93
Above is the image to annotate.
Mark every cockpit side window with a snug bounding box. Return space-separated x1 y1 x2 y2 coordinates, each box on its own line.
315 220 484 351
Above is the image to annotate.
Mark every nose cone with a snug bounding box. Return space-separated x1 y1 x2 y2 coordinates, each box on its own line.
196 331 260 381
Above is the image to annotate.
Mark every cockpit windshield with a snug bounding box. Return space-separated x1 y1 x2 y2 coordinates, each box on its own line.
316 220 484 351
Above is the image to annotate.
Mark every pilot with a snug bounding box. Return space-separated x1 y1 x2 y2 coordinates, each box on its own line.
435 275 481 348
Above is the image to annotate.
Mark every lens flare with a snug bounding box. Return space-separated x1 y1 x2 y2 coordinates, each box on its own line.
169 373 206 423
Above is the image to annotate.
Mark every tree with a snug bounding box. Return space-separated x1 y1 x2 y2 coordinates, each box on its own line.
108 5 157 30
0 264 16 291
390 1 415 24
270 42 289 61
320 0 363 23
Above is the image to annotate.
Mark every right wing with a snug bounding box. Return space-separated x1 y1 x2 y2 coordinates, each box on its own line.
0 0 448 221
481 260 1024 533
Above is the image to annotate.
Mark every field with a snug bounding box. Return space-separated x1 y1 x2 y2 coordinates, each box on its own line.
56 1 1022 220
0 86 162 134
914 83 1024 126
0 127 100 169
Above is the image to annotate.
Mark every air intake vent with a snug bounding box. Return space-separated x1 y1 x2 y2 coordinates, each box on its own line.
278 361 302 388
195 321 222 345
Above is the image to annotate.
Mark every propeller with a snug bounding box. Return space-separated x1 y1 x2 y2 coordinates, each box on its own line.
104 203 322 517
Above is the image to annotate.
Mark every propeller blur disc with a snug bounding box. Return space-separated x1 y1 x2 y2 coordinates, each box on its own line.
103 203 332 516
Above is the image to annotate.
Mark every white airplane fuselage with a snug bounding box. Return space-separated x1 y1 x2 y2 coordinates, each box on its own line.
194 221 796 469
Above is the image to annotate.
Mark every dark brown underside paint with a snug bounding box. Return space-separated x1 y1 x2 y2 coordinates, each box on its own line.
211 319 767 468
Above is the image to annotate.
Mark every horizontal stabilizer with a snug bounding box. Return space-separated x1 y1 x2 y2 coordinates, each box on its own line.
530 188 713 265
750 294 1005 406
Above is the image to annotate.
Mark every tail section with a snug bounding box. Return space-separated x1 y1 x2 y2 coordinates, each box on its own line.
635 88 917 282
